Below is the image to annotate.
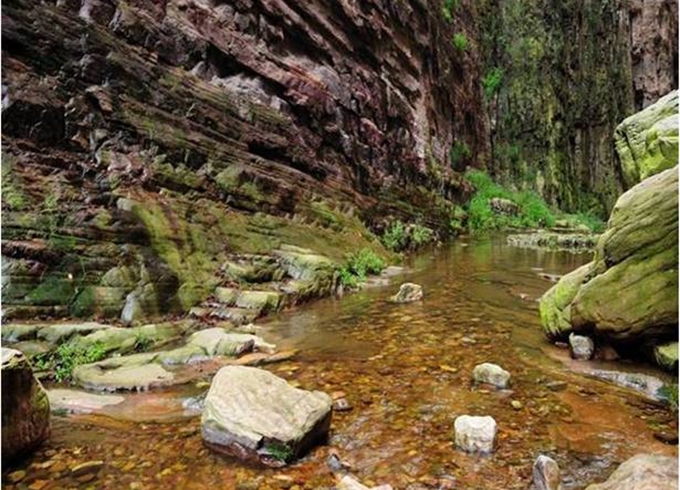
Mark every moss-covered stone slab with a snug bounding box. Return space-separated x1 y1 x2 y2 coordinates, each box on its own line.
36 322 112 345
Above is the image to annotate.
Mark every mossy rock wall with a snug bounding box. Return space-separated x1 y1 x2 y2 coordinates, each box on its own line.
478 0 678 216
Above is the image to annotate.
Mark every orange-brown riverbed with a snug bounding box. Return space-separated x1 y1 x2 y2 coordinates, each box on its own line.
3 236 676 489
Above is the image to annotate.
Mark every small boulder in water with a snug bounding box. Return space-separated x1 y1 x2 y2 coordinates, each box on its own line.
201 366 332 467
533 454 561 490
453 415 497 453
569 333 594 360
472 363 511 388
390 283 423 303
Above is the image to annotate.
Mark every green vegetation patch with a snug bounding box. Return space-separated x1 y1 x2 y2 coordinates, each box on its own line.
33 341 108 382
441 0 459 22
381 221 436 252
464 170 555 233
482 67 503 100
452 33 469 52
657 383 678 412
337 248 386 288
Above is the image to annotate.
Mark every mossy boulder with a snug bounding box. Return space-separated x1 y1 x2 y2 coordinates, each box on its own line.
539 166 678 369
1 348 50 463
615 91 678 188
539 264 591 340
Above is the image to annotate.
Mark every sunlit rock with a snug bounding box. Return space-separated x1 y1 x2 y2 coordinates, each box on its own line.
453 415 497 453
390 283 423 303
201 366 332 467
585 453 677 490
472 362 511 388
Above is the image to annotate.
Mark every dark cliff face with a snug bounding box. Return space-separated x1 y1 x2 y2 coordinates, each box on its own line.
1 0 485 319
478 0 678 215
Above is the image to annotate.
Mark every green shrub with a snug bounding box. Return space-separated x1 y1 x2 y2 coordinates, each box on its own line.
382 220 407 251
482 67 503 100
449 206 467 234
134 332 154 352
338 248 386 288
263 443 293 463
450 141 472 168
411 225 434 247
514 191 555 228
34 341 108 382
452 33 469 52
564 212 606 233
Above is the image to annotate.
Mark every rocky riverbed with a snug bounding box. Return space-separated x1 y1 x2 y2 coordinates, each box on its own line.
2 237 676 489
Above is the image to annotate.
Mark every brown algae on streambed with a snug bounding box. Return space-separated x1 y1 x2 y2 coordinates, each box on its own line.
2 237 676 490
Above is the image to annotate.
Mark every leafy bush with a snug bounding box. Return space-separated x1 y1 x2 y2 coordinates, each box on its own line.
559 212 606 233
441 0 459 22
382 220 407 251
464 170 555 233
450 141 472 168
482 67 503 100
449 206 467 234
452 33 469 52
338 248 386 288
411 225 434 247
381 221 436 251
34 341 108 382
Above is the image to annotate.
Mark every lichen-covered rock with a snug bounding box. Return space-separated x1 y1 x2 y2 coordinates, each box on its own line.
201 366 332 466
390 283 423 303
615 91 679 188
539 166 678 368
453 415 497 453
472 363 511 388
1 348 50 463
585 453 677 490
507 232 598 252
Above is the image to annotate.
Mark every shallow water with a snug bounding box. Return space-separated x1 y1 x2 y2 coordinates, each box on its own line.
3 236 676 490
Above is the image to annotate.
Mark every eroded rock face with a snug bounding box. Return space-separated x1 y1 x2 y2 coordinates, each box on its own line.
1 0 483 322
585 453 678 490
201 366 332 466
1 348 50 463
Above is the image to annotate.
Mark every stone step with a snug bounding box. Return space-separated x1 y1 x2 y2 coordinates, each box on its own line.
213 287 285 314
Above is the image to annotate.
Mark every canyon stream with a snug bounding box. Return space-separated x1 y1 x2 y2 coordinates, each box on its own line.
4 236 676 490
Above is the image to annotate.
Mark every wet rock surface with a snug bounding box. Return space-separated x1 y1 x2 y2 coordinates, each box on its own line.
533 455 561 490
201 366 332 466
569 334 594 361
1 348 50 463
584 453 678 490
508 233 599 252
389 283 423 304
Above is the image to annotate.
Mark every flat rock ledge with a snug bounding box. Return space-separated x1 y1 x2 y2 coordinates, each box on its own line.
201 366 332 467
507 232 599 252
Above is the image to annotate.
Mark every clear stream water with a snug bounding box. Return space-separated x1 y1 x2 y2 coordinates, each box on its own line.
3 236 676 490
